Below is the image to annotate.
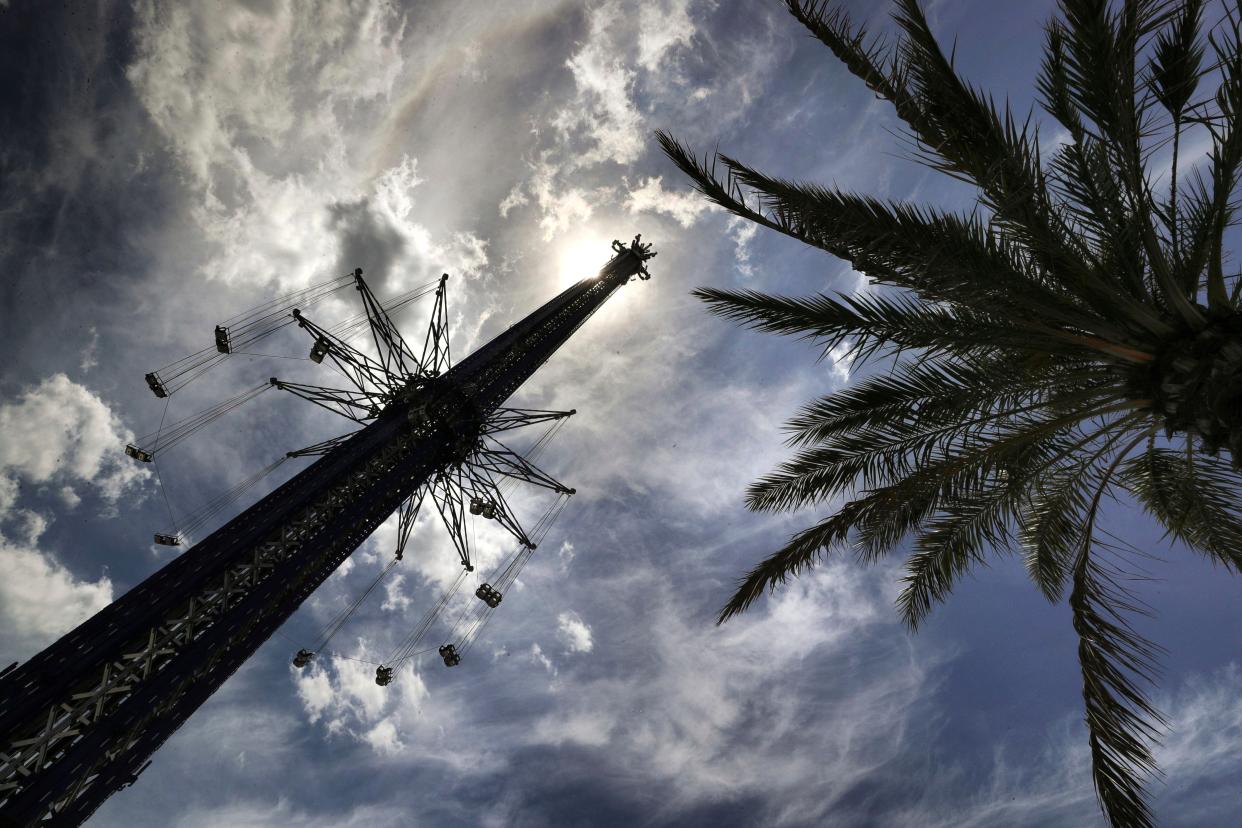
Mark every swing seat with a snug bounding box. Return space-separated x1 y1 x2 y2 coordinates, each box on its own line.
125 444 153 463
144 372 168 399
309 337 331 364
375 666 394 686
438 644 461 667
214 325 232 354
153 533 180 546
292 649 314 669
475 583 502 608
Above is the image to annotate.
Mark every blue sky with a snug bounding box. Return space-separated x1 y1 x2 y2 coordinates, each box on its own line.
2 1 1241 825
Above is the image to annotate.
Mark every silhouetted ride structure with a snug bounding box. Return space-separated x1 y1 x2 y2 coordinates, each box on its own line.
0 237 655 825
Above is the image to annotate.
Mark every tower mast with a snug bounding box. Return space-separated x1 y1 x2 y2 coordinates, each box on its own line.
0 238 655 826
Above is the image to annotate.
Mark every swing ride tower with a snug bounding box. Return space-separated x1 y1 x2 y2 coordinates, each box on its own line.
0 237 656 826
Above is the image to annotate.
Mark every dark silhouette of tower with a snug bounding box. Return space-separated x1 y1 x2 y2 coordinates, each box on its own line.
0 238 655 826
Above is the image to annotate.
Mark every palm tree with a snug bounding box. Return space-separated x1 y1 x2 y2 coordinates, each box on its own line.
657 1 1242 825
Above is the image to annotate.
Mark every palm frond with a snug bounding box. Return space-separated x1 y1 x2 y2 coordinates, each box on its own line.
1066 432 1167 828
663 2 1242 824
1121 445 1242 568
782 354 1109 448
692 287 1112 368
716 154 1124 333
745 389 1129 514
716 500 866 624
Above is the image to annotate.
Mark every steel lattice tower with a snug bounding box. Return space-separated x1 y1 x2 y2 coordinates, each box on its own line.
0 238 655 826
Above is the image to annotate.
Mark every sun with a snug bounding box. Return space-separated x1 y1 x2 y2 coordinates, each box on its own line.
556 232 612 289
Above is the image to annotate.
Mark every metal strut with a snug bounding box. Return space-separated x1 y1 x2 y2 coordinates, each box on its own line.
421 273 451 377
270 379 388 424
352 268 422 380
291 309 396 395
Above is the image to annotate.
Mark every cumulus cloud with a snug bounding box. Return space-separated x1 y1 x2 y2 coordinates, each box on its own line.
500 0 719 241
124 0 475 297
636 0 697 73
0 518 112 650
555 611 594 653
554 3 646 169
0 374 144 654
0 373 149 505
624 175 713 227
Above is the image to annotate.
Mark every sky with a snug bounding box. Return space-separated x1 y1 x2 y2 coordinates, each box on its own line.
2 0 1242 826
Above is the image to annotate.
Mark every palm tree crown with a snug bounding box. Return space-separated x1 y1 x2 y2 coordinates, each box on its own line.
658 1 1242 826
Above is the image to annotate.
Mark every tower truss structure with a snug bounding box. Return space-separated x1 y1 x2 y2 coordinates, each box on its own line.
0 237 655 826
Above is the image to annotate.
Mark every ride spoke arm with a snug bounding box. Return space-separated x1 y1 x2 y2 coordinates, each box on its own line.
472 440 575 495
483 407 576 435
352 269 422 380
291 310 396 394
430 469 473 571
394 488 426 561
270 379 388 423
420 274 451 377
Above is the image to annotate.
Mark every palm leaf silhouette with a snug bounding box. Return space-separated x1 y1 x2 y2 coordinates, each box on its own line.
659 1 1242 825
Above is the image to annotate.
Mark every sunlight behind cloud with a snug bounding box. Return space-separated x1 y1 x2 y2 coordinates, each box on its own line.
556 232 612 289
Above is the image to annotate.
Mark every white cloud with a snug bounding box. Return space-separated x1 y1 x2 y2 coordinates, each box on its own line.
59 486 81 509
293 663 335 725
554 3 645 169
0 374 145 655
637 0 696 73
502 0 722 242
514 562 929 823
0 373 149 504
727 214 759 277
555 611 594 653
381 573 411 612
0 476 16 515
0 521 112 651
900 663 1242 827
126 0 436 294
524 160 607 241
529 642 555 674
826 340 856 385
498 183 529 218
557 540 576 571
364 719 404 756
625 175 713 227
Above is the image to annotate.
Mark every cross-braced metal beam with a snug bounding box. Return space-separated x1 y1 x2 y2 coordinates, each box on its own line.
429 467 474 570
352 268 422 380
420 273 451 377
393 489 425 561
474 438 575 495
482 407 575 435
271 379 388 423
